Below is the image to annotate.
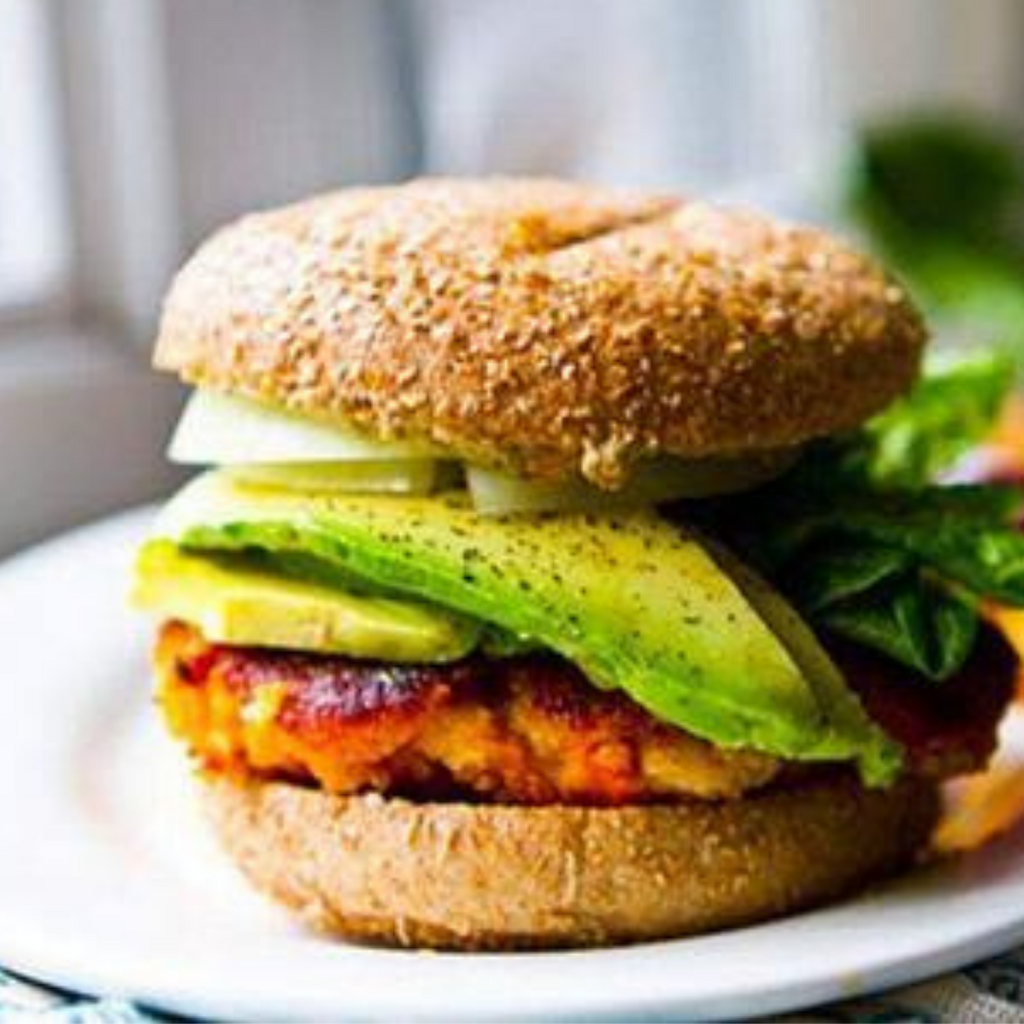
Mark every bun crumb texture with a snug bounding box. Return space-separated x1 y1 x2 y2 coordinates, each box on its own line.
156 178 925 486
204 773 938 950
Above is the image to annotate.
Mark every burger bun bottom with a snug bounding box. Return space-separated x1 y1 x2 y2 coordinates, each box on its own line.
201 773 939 950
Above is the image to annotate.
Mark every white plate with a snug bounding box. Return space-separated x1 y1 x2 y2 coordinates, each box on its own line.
3 509 1024 1023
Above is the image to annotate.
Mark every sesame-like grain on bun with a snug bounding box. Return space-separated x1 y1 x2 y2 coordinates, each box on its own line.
155 178 925 487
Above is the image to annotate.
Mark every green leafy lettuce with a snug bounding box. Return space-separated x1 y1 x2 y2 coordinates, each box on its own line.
695 354 1023 681
836 352 1015 488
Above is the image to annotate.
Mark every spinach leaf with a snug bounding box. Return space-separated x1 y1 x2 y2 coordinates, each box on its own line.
762 486 1024 605
689 346 1022 681
788 542 911 613
709 481 1023 573
821 575 978 680
696 478 1023 681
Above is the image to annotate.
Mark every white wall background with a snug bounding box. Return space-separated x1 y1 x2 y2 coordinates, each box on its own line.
28 0 1024 344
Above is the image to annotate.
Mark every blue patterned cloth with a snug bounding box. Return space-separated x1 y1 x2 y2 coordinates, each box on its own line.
4 951 1024 1023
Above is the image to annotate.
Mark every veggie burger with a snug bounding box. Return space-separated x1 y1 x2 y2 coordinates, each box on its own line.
134 178 1022 949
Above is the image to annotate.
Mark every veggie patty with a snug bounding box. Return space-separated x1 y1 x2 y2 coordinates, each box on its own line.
156 620 1014 805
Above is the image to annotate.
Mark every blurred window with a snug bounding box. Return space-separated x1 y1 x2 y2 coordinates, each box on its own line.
0 0 67 319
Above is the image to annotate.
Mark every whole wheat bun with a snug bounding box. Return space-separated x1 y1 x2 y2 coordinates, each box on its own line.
203 772 938 950
155 178 925 487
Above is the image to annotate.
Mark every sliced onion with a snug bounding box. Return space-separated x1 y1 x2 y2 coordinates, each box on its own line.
467 450 798 515
170 391 799 510
226 461 444 495
169 390 441 465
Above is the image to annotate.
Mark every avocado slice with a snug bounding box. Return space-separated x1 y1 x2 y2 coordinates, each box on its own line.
154 472 902 784
132 539 480 661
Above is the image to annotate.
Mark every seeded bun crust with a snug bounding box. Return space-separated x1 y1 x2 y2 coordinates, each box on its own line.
155 178 926 487
203 773 939 950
